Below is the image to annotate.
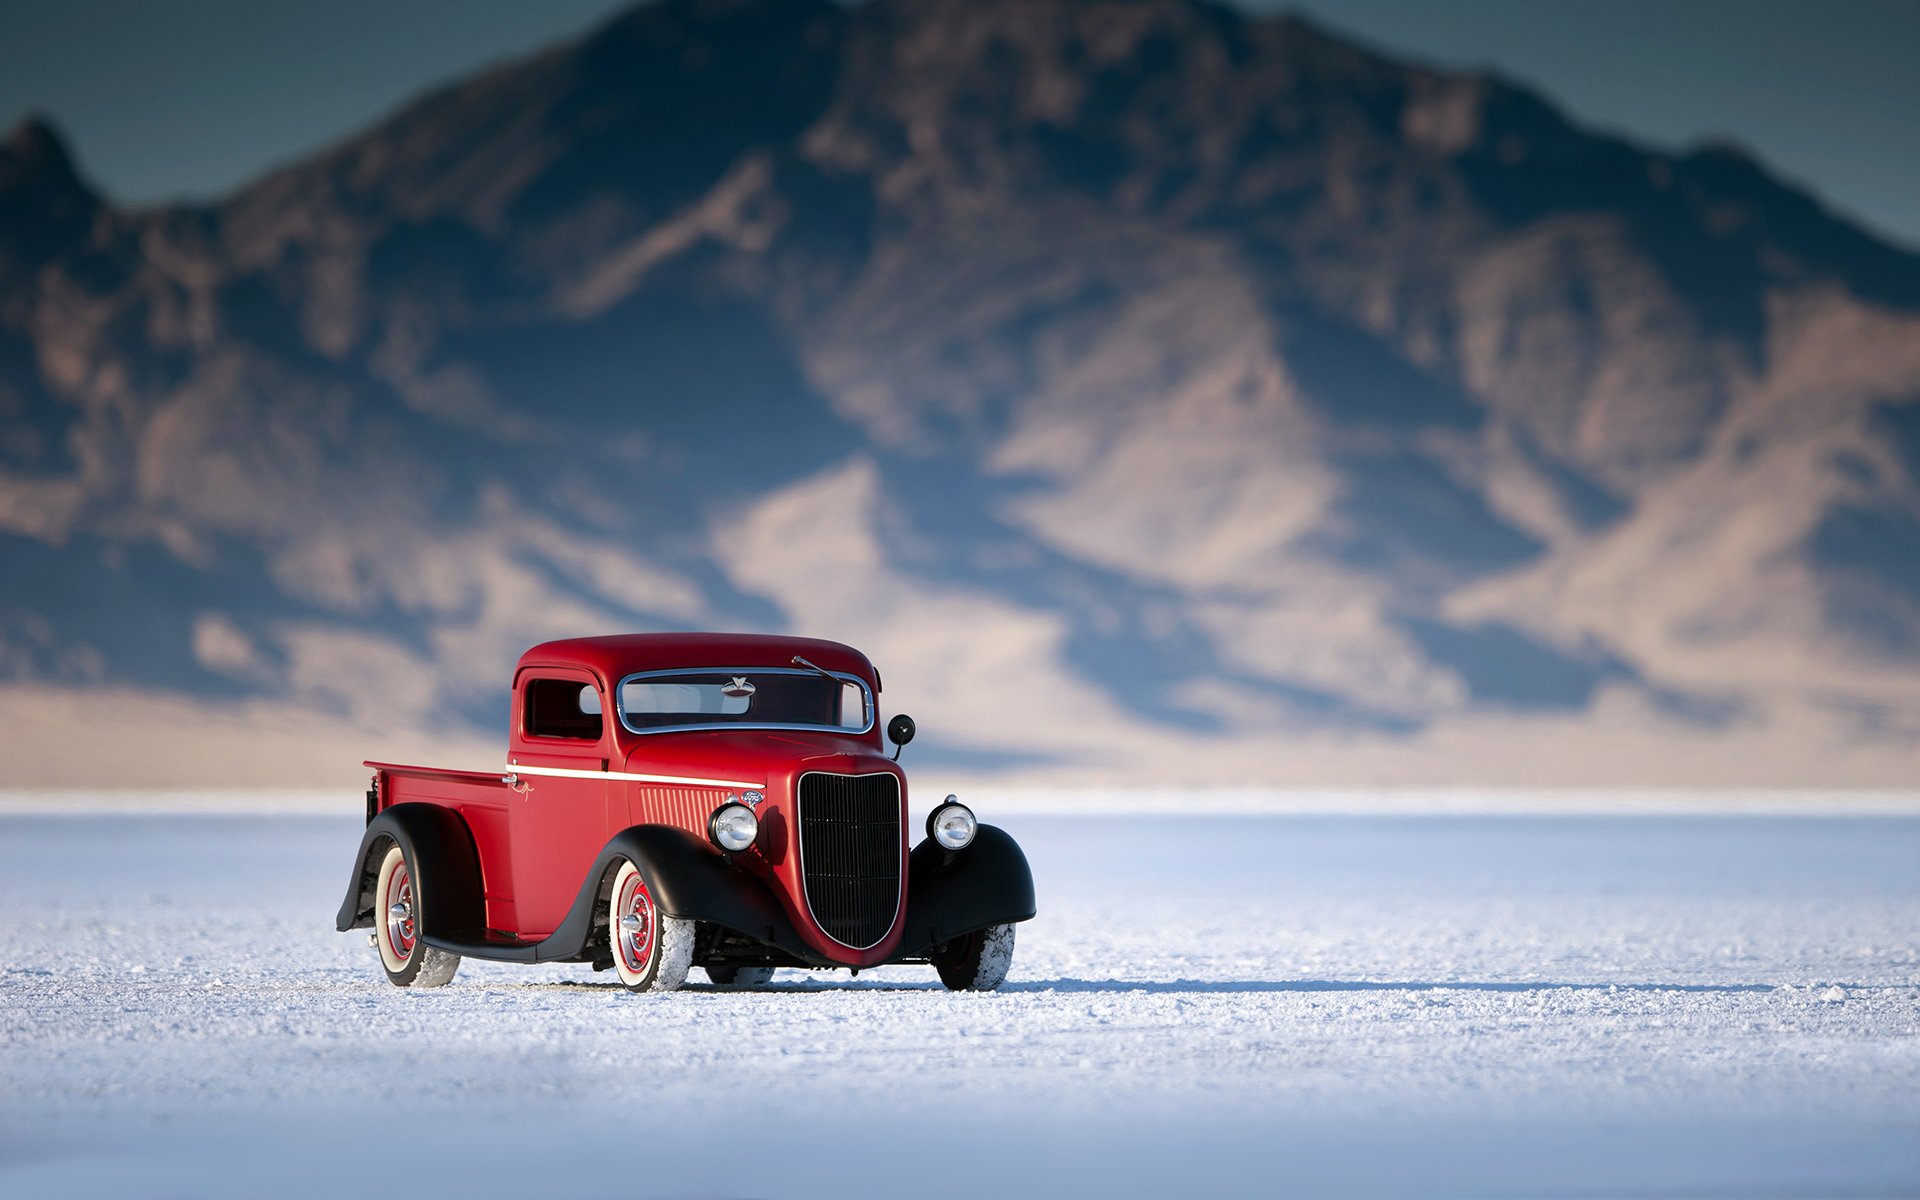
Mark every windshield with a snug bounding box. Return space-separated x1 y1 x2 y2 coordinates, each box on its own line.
616 668 873 735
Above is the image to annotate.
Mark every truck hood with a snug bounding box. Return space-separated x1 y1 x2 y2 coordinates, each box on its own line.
619 730 898 790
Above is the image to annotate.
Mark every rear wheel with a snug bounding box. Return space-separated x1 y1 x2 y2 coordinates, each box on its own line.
609 860 691 993
372 843 460 988
705 965 776 988
933 922 1015 991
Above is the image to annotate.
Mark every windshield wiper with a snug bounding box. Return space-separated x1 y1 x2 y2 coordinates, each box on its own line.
790 655 836 680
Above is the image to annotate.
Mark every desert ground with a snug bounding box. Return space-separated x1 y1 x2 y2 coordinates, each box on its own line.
3 793 1916 1198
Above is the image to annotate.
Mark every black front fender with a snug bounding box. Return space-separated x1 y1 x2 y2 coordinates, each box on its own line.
896 823 1036 957
334 803 487 942
529 825 817 964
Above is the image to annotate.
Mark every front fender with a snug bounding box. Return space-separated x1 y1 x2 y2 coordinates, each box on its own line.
531 825 818 964
334 803 487 941
896 823 1036 957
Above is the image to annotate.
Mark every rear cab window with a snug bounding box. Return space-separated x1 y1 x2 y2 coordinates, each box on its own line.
523 677 604 741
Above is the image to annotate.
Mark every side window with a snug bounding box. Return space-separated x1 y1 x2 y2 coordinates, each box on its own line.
524 678 603 741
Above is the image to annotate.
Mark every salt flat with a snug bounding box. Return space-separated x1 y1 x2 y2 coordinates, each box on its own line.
1 800 1915 1198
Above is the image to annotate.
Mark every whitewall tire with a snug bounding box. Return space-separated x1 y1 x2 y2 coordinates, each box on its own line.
373 843 460 988
609 859 692 993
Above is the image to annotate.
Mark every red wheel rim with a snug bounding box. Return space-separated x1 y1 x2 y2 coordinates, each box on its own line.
616 870 656 977
384 859 416 960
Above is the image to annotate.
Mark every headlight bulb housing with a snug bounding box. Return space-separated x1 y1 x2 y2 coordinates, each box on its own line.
926 796 977 851
708 802 759 852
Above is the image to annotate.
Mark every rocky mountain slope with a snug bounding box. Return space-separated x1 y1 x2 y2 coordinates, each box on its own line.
4 0 1919 786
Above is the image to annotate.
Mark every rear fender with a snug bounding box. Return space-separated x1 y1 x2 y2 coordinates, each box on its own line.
896 824 1036 957
334 803 487 941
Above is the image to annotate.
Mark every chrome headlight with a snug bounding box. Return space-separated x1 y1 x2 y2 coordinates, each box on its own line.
926 796 976 851
709 802 759 852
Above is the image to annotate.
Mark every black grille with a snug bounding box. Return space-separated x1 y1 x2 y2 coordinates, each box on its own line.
797 772 902 948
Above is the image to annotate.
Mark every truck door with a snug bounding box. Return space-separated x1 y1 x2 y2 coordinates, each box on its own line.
509 669 617 938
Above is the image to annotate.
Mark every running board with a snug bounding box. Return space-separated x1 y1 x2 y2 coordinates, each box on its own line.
422 933 548 964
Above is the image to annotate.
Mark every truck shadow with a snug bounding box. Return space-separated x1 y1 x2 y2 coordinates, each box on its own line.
1004 978 1779 995
527 977 1786 995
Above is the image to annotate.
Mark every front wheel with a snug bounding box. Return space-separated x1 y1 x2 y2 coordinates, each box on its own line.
372 843 460 988
609 860 692 993
932 923 1015 991
705 965 776 988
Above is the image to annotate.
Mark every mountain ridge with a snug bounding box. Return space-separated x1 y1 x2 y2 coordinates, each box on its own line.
4 0 1919 787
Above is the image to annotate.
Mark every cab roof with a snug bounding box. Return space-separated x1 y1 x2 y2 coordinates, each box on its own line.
516 632 879 688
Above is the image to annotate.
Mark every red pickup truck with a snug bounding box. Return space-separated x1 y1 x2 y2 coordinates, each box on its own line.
335 632 1035 992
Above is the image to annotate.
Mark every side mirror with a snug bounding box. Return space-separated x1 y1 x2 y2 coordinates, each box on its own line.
887 714 916 761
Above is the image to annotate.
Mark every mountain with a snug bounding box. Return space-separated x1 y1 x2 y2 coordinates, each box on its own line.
4 0 1920 788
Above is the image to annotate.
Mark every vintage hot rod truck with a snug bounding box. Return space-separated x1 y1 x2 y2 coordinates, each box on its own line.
335 633 1035 992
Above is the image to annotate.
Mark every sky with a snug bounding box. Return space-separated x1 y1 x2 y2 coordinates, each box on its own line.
0 0 1915 250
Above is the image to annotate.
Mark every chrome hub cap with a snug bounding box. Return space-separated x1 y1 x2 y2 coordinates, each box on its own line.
383 862 417 960
615 871 655 977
